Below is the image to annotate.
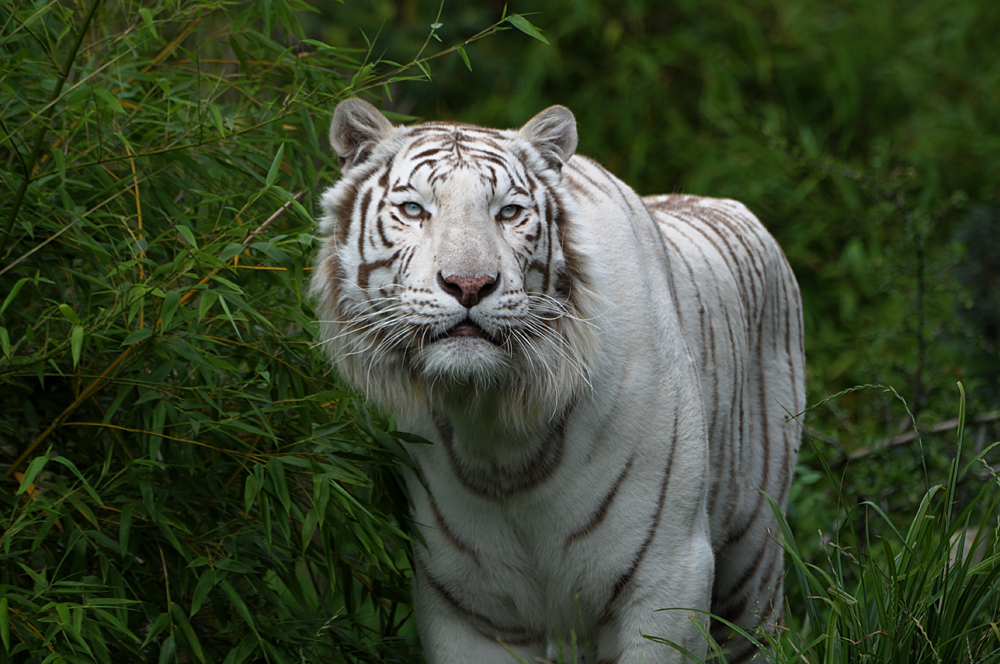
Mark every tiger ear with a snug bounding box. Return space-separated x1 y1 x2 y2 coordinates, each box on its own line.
330 98 395 170
519 105 578 171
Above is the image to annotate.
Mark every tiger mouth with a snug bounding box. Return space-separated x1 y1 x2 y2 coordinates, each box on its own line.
435 320 500 345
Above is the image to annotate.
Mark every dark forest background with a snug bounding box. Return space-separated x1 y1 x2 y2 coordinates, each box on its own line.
1 0 998 661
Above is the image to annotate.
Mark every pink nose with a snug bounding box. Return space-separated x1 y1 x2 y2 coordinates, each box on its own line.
438 273 498 308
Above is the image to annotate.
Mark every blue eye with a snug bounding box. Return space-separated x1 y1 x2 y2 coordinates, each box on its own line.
400 202 425 219
498 204 521 221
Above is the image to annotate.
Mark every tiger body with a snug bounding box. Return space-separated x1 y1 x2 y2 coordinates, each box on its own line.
311 100 804 663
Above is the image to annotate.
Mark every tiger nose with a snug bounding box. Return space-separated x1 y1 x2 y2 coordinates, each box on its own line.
438 272 499 308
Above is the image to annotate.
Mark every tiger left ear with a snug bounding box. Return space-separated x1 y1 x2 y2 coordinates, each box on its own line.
519 105 578 171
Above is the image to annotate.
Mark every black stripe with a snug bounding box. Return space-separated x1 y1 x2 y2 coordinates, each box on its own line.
563 454 636 552
608 410 677 606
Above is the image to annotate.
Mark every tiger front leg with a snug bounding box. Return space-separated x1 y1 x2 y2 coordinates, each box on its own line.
412 563 544 664
595 532 715 664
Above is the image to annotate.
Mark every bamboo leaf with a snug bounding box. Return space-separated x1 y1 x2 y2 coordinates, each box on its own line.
266 143 285 187
94 87 125 114
177 224 198 250
190 569 220 616
267 457 291 512
229 35 249 72
122 327 153 345
170 602 207 663
70 324 84 368
0 277 31 317
17 455 49 496
157 635 176 664
160 290 180 331
220 580 256 630
0 595 9 652
507 14 549 44
58 304 82 324
118 503 132 556
457 46 472 71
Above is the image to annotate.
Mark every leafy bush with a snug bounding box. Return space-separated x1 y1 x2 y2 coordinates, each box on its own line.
643 387 1000 663
767 387 1000 663
0 1 532 661
2 0 998 663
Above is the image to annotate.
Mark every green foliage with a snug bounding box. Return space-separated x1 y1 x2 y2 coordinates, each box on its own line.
321 0 1000 418
743 387 999 663
0 1 522 661
2 0 998 662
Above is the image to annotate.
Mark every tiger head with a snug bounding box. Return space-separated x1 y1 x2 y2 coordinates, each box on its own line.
311 99 600 433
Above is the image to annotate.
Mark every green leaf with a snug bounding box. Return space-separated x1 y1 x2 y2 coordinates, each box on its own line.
249 241 293 268
170 602 207 663
267 457 291 512
70 325 84 368
118 503 132 555
160 290 180 331
122 327 153 345
141 613 170 649
94 87 125 114
177 224 198 250
157 635 176 664
244 473 259 514
266 143 285 187
0 326 9 358
58 303 82 324
50 455 103 504
301 508 318 552
190 569 219 616
217 293 243 341
198 290 218 321
138 8 154 27
507 14 549 44
17 454 48 495
0 595 9 652
457 46 472 71
220 580 256 630
0 277 30 317
229 35 249 72
209 104 226 136
221 635 257 664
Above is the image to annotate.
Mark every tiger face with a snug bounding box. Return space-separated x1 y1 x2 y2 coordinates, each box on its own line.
312 100 599 426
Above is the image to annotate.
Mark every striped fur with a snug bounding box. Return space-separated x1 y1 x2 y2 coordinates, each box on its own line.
311 99 805 664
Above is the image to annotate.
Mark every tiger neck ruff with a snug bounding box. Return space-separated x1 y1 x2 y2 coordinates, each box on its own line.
311 99 805 664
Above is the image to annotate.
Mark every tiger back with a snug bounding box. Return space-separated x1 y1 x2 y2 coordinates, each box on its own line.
310 99 805 664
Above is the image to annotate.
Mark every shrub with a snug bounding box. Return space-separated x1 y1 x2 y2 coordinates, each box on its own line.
0 1 534 661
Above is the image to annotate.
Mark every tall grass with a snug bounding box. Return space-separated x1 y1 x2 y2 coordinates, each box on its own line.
0 1 543 661
765 386 1000 663
676 385 1000 664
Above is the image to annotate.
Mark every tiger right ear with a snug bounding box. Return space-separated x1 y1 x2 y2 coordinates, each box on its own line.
329 99 395 170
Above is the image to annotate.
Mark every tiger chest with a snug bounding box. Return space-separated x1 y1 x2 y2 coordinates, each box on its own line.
403 418 671 630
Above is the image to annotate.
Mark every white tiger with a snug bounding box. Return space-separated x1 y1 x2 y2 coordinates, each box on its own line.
310 98 805 664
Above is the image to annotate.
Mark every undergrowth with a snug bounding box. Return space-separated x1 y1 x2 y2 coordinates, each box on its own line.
648 385 1000 664
1 1 997 663
0 1 543 662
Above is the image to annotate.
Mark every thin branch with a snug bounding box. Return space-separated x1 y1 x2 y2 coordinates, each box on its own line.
826 411 1000 469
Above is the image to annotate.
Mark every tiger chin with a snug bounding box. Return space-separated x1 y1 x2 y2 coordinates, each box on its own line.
310 99 805 664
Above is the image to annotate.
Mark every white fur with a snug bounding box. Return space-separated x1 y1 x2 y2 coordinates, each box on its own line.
311 101 805 663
